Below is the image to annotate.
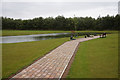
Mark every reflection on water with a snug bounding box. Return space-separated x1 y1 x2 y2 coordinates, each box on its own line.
0 33 69 43
0 32 108 43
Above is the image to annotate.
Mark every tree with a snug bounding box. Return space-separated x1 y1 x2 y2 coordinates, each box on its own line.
2 14 120 31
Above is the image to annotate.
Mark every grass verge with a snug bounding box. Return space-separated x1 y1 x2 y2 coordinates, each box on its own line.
67 33 118 78
2 37 71 78
2 35 83 78
2 30 118 36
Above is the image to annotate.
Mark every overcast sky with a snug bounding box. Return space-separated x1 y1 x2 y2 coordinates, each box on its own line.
1 0 120 19
2 0 120 2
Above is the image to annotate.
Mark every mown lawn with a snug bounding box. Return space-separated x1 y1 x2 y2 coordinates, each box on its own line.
2 37 70 78
2 30 118 36
2 35 84 78
2 30 70 36
67 33 118 78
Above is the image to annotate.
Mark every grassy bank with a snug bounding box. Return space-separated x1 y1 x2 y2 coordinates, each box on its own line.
2 32 118 78
2 37 71 78
2 30 118 36
2 35 83 78
2 30 70 36
67 33 118 78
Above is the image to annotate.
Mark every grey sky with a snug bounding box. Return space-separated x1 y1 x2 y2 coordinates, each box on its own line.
2 0 119 19
2 0 120 2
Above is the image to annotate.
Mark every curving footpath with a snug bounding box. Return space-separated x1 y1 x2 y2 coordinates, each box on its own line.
11 36 99 80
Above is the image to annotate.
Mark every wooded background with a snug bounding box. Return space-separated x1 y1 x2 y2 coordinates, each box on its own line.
2 14 120 30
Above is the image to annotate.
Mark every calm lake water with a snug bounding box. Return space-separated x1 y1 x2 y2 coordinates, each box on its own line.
0 33 70 43
0 32 106 43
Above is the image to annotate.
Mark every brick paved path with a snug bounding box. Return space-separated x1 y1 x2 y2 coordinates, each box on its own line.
11 36 99 79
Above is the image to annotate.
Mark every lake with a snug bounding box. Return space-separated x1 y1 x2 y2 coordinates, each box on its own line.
0 33 70 43
0 32 106 43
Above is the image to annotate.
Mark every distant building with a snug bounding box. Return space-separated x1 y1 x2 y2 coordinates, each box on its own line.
118 1 120 15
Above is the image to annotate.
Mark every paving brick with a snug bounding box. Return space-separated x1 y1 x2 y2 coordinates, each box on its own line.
12 36 99 79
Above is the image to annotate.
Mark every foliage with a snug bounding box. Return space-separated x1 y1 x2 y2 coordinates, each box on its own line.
2 15 120 30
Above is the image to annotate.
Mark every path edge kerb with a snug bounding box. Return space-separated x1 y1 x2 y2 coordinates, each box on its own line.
60 37 99 79
8 41 67 79
60 41 80 79
7 37 99 79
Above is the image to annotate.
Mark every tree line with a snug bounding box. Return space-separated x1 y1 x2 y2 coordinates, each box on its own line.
1 14 120 31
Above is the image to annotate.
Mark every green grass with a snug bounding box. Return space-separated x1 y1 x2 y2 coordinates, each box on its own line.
67 33 118 78
2 35 84 78
2 32 118 78
2 30 70 36
2 30 118 36
2 37 70 78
